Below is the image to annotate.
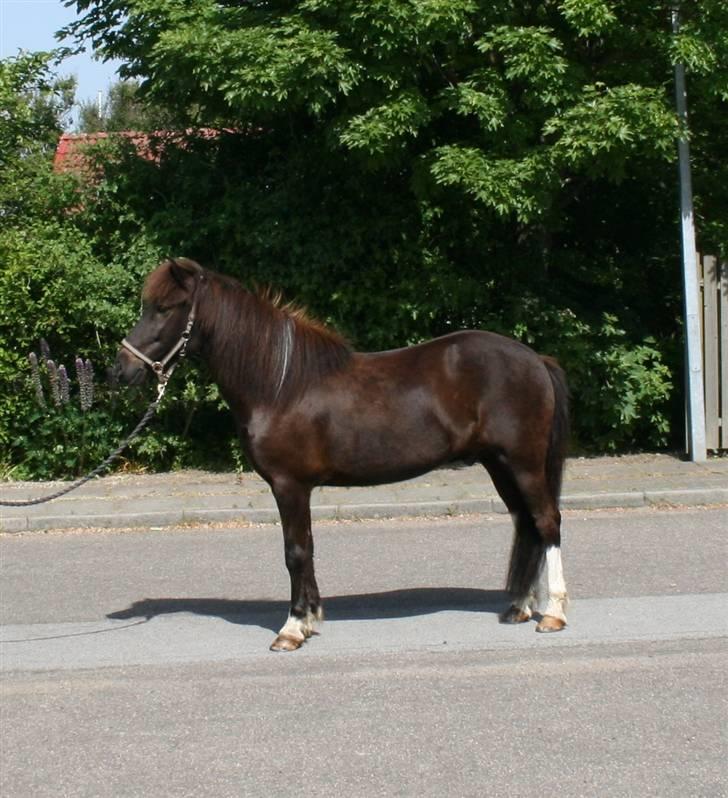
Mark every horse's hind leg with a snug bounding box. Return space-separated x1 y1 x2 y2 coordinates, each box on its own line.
512 466 568 632
538 541 568 632
483 458 542 624
269 478 323 651
484 456 568 632
501 511 541 625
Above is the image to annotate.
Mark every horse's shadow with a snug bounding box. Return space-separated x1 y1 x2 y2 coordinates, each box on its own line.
107 588 509 633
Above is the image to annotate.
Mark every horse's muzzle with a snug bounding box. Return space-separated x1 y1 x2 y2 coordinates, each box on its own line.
113 348 148 386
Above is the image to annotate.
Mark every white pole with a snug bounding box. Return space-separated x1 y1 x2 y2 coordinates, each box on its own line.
672 7 707 462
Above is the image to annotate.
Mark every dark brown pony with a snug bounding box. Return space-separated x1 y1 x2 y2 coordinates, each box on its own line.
115 258 570 651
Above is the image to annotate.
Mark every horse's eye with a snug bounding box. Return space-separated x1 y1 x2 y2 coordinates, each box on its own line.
157 306 173 316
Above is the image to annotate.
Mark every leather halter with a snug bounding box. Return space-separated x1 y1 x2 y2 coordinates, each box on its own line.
121 288 200 385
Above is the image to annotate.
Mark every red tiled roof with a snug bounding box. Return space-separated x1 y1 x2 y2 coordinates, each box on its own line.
54 129 227 174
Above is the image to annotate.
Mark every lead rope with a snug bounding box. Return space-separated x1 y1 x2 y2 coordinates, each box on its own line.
0 380 169 508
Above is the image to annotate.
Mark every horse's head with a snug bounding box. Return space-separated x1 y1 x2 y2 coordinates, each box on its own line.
115 258 205 386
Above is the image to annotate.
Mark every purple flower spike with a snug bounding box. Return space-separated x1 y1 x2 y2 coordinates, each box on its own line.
46 360 61 407
28 352 46 408
58 365 70 404
75 357 88 410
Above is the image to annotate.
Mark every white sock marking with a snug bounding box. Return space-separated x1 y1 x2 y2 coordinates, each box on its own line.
542 545 569 622
278 614 307 641
277 609 321 641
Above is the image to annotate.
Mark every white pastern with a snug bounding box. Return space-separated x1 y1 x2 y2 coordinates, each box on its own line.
278 609 322 641
278 614 306 642
542 545 569 622
513 591 536 619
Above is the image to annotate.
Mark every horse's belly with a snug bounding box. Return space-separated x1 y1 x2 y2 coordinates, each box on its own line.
320 409 467 486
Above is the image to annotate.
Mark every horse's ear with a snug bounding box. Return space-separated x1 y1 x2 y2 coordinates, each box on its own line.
167 258 202 289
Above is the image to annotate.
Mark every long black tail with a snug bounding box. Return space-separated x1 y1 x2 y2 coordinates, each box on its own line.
505 357 570 598
542 356 570 505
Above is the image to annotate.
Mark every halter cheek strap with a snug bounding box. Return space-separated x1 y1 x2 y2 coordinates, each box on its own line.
121 301 197 385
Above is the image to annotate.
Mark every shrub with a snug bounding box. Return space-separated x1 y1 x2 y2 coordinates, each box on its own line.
510 302 673 452
0 217 156 477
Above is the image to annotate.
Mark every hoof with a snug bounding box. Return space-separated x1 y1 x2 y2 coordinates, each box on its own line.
499 605 532 625
270 634 304 652
536 615 566 633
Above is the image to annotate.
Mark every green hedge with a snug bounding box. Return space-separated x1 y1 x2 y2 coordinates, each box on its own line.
0 138 677 479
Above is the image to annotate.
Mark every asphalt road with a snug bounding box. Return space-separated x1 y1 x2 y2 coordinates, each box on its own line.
1 507 726 797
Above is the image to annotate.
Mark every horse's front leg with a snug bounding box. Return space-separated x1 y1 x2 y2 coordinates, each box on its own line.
270 479 322 652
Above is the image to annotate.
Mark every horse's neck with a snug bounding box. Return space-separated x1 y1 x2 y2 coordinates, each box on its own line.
202 290 292 413
201 283 351 417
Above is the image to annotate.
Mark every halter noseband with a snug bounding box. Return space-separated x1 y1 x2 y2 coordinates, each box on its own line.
121 282 201 386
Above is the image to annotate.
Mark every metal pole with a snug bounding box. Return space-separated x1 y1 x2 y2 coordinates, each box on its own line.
672 7 707 461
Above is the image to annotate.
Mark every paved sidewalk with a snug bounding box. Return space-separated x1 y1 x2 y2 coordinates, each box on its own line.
1 453 726 533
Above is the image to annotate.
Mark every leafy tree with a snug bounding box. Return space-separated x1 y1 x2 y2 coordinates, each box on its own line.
2 2 702 458
63 1 726 220
0 51 75 162
1 52 77 228
77 78 175 132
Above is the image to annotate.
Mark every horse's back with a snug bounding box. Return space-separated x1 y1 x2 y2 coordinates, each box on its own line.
361 328 536 361
356 329 552 398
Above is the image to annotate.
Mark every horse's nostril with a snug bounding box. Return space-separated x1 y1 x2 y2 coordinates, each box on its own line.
113 351 144 386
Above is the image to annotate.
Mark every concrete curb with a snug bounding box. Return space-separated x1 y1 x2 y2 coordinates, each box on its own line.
2 488 727 533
